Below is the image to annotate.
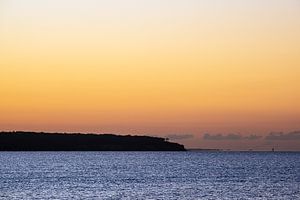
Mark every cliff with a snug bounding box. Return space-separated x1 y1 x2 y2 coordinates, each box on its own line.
0 131 186 151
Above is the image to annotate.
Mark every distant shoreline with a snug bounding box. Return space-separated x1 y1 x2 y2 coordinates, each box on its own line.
188 148 221 151
0 131 186 151
188 149 300 152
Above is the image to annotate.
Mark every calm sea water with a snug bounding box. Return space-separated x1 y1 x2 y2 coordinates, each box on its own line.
0 152 299 200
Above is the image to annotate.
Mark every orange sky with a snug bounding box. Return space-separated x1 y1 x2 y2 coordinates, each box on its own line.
1 0 300 150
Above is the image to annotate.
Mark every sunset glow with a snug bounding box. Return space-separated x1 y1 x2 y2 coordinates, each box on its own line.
1 0 300 150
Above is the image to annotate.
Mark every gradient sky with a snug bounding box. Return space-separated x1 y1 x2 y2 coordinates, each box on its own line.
1 0 300 150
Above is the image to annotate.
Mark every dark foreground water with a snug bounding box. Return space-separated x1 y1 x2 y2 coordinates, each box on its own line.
0 152 299 200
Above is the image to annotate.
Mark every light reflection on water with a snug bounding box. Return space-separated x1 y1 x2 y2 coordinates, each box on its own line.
0 152 299 199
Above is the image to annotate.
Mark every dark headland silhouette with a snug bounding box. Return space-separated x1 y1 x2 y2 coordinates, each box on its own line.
0 131 186 151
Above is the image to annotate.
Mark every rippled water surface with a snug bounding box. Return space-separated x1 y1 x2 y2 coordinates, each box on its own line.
0 152 299 199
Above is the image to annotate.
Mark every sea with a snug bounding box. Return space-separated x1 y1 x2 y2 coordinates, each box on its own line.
0 151 299 200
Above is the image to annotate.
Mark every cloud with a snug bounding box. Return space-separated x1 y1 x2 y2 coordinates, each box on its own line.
265 131 300 140
203 133 242 140
202 131 300 141
244 134 263 140
166 134 194 140
203 133 262 140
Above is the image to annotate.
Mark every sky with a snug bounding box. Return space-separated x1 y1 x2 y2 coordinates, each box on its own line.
0 0 300 150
